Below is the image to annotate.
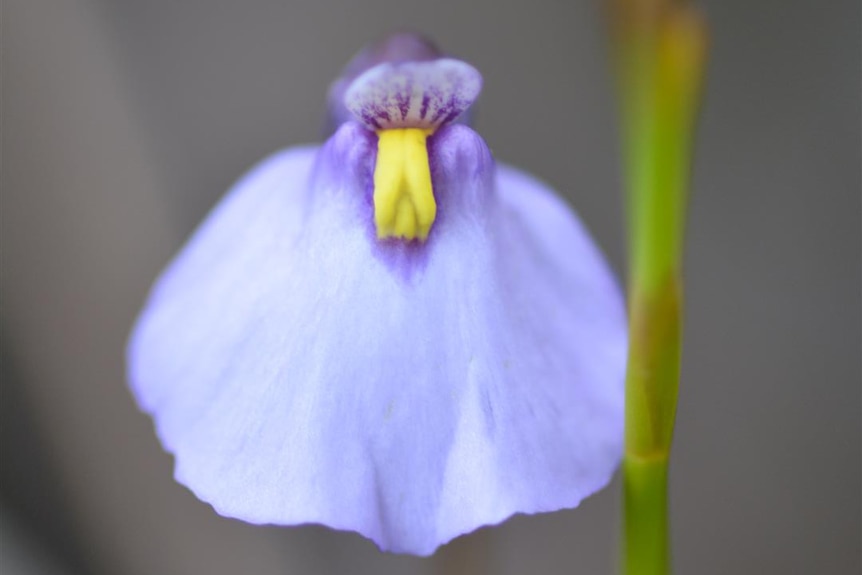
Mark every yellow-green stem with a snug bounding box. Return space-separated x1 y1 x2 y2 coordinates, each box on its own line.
624 455 670 575
609 3 708 575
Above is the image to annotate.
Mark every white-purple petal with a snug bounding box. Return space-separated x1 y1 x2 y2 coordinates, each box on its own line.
128 122 626 555
344 59 482 131
326 33 442 133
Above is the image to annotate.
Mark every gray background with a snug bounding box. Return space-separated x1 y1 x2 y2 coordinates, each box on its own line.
2 0 859 574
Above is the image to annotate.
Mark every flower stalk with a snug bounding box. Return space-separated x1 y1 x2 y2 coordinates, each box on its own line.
609 2 708 574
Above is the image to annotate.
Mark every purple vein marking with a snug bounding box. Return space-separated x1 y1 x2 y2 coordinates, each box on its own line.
344 59 482 130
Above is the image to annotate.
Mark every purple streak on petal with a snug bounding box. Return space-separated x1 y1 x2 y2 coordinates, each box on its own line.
128 122 626 556
429 103 450 124
419 93 430 119
396 77 411 120
361 113 382 130
441 108 462 126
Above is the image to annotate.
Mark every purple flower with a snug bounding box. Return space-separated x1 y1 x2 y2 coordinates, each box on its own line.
128 34 627 556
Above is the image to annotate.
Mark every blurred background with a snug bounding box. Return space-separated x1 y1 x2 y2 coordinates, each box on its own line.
2 0 859 573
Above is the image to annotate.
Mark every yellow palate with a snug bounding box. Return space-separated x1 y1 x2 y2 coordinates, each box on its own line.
373 128 436 241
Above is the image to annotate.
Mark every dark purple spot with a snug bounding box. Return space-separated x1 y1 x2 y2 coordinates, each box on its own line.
481 387 497 435
419 94 430 119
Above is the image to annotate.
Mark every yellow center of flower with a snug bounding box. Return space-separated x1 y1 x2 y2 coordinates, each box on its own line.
373 128 436 241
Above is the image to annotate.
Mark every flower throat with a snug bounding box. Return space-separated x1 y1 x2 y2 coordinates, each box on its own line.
373 128 435 241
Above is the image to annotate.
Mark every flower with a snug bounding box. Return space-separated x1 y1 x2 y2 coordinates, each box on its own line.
128 34 627 556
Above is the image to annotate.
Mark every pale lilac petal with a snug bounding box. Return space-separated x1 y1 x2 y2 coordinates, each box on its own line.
128 122 626 555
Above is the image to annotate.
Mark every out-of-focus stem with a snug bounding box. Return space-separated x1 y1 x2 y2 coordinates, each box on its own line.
609 2 708 575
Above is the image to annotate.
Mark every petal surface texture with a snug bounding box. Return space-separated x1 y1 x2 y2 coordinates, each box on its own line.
128 122 627 556
344 59 482 131
326 33 441 133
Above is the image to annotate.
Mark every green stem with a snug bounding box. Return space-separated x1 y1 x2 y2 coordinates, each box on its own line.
624 455 670 575
609 3 708 575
